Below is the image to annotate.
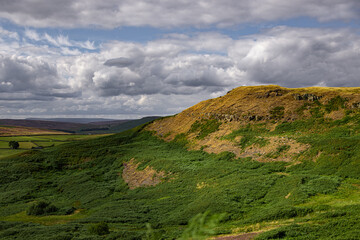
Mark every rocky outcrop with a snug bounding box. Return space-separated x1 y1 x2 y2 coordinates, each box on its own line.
352 102 360 109
188 112 268 122
257 88 288 98
293 93 322 101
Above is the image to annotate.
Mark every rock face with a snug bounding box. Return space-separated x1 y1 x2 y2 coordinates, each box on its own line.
293 93 322 101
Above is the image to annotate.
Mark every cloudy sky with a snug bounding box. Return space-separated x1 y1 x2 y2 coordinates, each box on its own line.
1 0 360 119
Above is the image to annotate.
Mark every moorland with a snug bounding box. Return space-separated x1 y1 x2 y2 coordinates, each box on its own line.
1 85 360 239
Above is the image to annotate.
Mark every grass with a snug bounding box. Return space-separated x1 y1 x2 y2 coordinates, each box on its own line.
3 210 87 225
0 122 359 239
0 134 110 159
0 149 27 159
189 119 221 139
1 97 360 238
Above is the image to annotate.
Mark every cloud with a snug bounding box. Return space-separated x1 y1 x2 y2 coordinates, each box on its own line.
24 29 96 51
0 26 19 40
0 0 359 28
231 27 360 87
50 27 360 103
2 26 360 118
0 55 77 99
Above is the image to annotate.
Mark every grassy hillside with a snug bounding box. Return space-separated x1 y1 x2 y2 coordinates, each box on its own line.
1 86 360 239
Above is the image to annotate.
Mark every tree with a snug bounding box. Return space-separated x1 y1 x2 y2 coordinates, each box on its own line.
8 141 19 149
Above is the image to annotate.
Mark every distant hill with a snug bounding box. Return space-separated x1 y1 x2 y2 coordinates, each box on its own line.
0 125 68 136
0 116 160 134
26 118 120 124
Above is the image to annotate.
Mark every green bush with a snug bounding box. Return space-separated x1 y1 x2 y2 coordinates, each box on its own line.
88 221 110 235
26 201 58 216
301 176 341 196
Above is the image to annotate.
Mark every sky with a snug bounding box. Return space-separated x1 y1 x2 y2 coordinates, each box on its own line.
0 0 360 119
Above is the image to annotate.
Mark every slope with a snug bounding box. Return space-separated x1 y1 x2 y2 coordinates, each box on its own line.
0 85 360 239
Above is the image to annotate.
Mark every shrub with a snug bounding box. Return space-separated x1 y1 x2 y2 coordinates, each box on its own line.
88 222 110 235
26 201 58 216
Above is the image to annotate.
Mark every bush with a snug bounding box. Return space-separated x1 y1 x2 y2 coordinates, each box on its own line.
88 222 110 235
8 141 19 149
26 201 58 216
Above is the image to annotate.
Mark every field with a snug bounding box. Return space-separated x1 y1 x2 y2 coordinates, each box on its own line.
0 125 67 136
0 134 110 159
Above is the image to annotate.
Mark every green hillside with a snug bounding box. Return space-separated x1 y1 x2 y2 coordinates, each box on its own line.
1 86 360 239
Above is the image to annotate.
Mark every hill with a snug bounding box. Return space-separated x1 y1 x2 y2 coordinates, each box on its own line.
0 125 68 136
147 85 360 161
0 117 160 134
0 85 360 239
26 118 120 124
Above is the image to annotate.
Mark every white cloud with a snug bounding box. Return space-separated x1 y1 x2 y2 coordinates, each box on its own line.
0 0 359 29
24 29 96 50
0 26 19 40
1 26 360 118
24 29 41 41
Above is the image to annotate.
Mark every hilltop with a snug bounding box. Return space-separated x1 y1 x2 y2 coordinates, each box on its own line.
0 85 360 239
148 85 360 161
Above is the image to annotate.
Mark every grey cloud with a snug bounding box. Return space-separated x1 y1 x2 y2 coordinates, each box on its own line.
78 28 360 99
0 55 78 99
2 26 360 119
232 27 360 87
0 0 359 28
104 58 135 68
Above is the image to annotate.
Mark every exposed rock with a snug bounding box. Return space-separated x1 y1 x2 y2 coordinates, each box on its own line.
352 102 360 109
257 88 287 98
293 93 322 101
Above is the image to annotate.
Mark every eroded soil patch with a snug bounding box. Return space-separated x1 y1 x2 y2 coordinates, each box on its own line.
122 158 167 189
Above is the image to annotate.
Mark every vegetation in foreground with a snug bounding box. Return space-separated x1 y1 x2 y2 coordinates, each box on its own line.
0 109 360 239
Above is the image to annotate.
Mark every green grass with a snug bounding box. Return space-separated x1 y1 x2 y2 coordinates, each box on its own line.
0 134 109 159
0 110 360 239
189 119 221 139
0 141 10 148
3 210 87 225
0 149 27 159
